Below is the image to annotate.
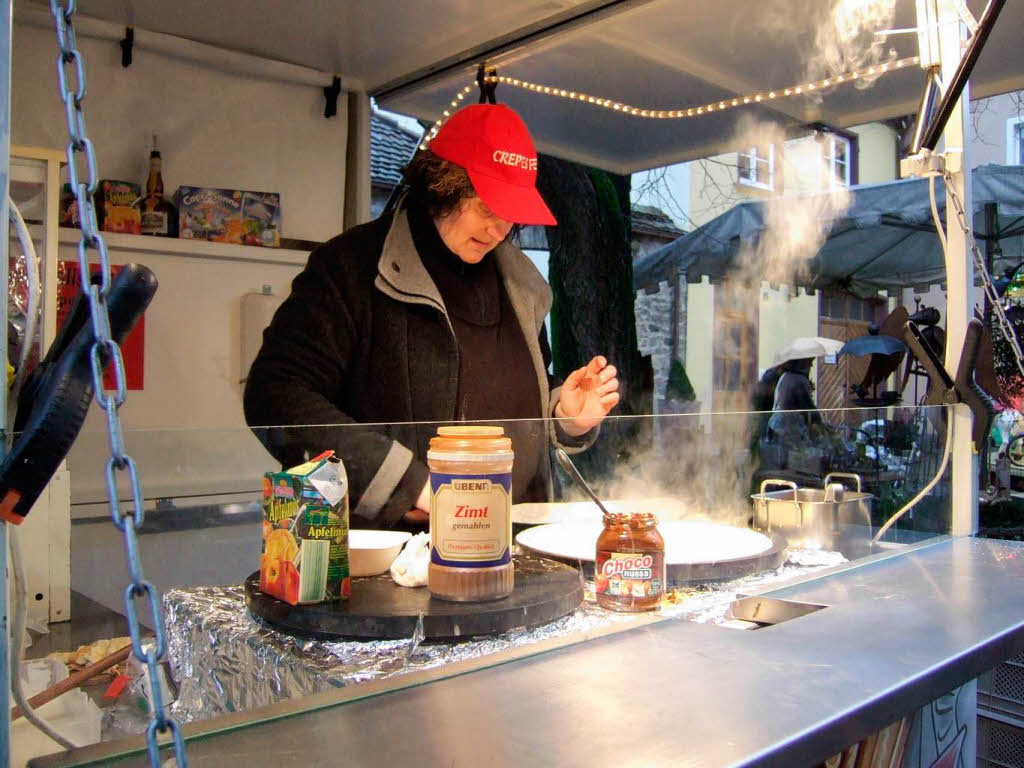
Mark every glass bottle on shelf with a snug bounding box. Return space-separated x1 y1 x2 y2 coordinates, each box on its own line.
136 133 179 237
59 182 79 226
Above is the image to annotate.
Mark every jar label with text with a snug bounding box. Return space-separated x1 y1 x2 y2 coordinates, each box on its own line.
595 551 665 598
430 472 511 567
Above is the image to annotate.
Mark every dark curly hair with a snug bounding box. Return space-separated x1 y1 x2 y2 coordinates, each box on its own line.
402 150 478 220
401 149 524 245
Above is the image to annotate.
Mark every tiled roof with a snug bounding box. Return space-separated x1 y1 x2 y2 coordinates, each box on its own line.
371 111 422 187
631 204 685 238
517 203 684 252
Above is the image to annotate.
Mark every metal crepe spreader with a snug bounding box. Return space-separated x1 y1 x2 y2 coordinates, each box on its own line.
903 317 999 500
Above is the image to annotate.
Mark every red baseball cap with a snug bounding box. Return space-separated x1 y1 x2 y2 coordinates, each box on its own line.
428 104 557 226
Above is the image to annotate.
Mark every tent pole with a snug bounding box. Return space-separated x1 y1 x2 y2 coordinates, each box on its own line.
937 1 977 539
983 203 998 330
0 0 11 762
371 0 656 100
343 91 372 230
935 6 979 761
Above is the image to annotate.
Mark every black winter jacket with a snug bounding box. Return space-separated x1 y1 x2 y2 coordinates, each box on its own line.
244 204 590 528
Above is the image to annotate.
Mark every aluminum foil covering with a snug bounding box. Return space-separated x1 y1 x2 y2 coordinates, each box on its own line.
164 547 846 723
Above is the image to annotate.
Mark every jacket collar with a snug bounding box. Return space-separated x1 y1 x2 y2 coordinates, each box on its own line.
374 203 445 312
375 203 552 337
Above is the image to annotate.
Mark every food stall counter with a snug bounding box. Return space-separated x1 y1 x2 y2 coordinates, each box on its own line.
31 535 1024 767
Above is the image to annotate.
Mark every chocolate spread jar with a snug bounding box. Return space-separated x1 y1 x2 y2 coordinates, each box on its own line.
427 426 514 601
595 512 666 611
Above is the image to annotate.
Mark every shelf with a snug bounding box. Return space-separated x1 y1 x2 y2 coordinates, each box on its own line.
57 227 312 266
11 144 67 163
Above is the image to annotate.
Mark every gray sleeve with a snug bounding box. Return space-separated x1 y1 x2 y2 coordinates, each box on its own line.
353 441 414 521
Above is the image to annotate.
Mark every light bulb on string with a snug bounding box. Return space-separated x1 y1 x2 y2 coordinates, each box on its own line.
418 55 918 146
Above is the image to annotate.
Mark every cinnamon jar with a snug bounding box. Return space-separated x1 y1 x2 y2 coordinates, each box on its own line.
595 512 666 611
427 426 514 601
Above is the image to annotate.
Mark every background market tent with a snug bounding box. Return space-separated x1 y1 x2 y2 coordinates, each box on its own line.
633 164 1024 295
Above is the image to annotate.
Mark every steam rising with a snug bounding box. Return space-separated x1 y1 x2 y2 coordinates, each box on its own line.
571 2 891 525
808 0 899 90
732 116 852 287
584 117 853 523
570 413 759 527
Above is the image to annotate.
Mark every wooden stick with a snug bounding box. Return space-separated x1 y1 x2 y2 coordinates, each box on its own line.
11 644 134 721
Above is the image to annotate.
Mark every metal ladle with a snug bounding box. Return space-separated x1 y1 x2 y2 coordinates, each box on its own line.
555 448 612 516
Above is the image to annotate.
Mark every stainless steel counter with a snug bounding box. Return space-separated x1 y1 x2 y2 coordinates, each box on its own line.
32 536 1024 767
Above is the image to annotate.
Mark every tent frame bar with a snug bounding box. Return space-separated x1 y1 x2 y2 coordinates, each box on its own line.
370 0 656 100
920 0 1006 151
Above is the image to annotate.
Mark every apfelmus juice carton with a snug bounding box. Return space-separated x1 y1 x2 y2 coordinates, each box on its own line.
260 451 350 604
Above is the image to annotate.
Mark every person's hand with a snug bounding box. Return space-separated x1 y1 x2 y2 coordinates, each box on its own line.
555 355 620 437
402 481 431 525
403 509 429 525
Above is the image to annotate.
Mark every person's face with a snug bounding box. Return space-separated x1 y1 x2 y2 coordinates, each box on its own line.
435 196 514 264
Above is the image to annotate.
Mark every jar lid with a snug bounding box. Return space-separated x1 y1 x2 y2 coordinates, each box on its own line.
430 425 512 456
436 426 505 437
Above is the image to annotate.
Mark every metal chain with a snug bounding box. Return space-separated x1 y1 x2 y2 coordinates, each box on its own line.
943 171 1024 379
48 3 187 765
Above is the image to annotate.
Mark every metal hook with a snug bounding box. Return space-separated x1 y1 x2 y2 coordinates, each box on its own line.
323 75 342 118
476 63 498 104
119 26 133 68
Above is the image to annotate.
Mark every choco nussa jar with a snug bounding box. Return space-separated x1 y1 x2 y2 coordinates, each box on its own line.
427 426 514 601
595 512 666 611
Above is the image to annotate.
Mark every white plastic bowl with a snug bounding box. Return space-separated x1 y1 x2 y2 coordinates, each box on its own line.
348 530 412 577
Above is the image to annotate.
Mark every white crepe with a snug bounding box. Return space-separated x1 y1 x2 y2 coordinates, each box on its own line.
390 532 431 587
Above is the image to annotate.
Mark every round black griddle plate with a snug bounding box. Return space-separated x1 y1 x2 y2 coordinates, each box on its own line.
245 553 583 642
665 535 787 584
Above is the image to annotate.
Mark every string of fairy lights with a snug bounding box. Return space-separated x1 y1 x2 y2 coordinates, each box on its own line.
419 55 921 150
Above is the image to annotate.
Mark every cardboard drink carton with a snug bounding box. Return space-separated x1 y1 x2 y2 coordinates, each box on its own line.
177 186 280 247
260 451 350 604
94 180 142 234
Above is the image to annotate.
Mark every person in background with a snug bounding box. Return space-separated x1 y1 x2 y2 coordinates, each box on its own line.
752 356 830 485
244 103 620 530
750 364 782 460
767 357 823 441
752 365 781 417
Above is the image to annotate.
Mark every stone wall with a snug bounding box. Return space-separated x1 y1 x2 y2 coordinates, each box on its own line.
635 274 687 411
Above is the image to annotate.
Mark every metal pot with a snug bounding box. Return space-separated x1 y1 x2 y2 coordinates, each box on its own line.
750 473 873 549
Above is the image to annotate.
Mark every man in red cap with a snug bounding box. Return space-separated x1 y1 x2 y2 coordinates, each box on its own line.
245 103 619 529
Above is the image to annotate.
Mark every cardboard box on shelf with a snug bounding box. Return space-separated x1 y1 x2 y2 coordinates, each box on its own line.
94 180 142 234
177 186 280 247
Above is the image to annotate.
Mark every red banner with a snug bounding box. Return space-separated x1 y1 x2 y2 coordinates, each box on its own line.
57 261 145 390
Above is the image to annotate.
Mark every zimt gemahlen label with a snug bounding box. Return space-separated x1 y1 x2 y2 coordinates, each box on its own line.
430 472 511 567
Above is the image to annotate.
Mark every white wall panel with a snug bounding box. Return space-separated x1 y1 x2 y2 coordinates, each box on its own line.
9 21 353 504
11 22 347 242
57 238 304 505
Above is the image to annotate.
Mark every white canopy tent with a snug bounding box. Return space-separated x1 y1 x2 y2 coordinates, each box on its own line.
12 0 1024 173
3 0 1017 545
1 0 1016 549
